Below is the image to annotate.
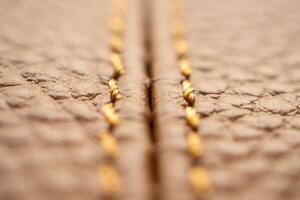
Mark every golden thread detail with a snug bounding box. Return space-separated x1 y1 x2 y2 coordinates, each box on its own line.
99 132 119 159
169 0 212 196
109 79 122 102
174 38 188 57
98 164 122 196
182 80 195 105
179 58 192 77
109 52 125 77
188 167 212 196
110 34 124 52
110 16 124 34
102 103 120 126
185 106 200 130
186 131 203 158
98 0 126 196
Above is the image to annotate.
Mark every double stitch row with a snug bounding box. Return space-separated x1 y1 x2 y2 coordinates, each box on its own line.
168 0 212 198
97 0 127 198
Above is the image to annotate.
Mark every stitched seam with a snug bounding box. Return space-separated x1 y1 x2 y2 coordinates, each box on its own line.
97 0 127 198
168 0 212 197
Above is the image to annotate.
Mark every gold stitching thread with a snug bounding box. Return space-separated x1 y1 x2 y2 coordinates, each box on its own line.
182 80 195 105
102 103 120 126
98 0 126 197
188 166 211 196
109 52 125 76
186 131 203 158
179 58 192 77
170 0 211 196
98 164 122 196
172 20 185 38
185 106 199 129
110 16 124 34
109 79 122 102
110 34 124 52
174 38 188 57
99 132 119 159
98 0 125 197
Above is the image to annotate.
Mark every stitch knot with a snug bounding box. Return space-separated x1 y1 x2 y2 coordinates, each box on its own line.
110 16 124 34
174 38 188 57
188 167 211 195
182 80 195 105
109 52 125 77
99 132 119 159
109 79 122 102
187 131 203 158
110 34 123 52
185 106 199 129
172 20 186 38
98 165 122 196
179 58 192 77
102 103 120 126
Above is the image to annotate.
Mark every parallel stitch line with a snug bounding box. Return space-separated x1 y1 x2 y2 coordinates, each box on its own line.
168 0 212 197
97 0 127 198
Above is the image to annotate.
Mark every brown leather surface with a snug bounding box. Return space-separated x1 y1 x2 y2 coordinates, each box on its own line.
188 0 300 199
0 0 150 200
0 0 300 199
151 0 300 200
